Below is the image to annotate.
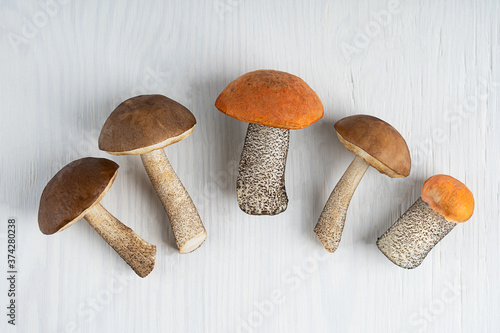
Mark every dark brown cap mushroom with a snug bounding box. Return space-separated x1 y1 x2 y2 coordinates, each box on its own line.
39 157 118 234
377 174 474 269
99 95 206 254
99 95 196 155
334 115 411 178
314 115 411 253
215 70 324 215
38 157 156 278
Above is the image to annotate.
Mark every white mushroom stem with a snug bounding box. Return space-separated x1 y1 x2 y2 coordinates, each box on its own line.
140 148 207 253
376 198 456 269
84 203 156 278
314 156 369 252
237 123 290 215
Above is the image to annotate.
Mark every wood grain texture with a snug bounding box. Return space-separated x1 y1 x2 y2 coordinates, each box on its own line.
0 0 499 332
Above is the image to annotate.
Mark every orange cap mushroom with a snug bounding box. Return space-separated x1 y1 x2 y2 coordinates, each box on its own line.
215 70 324 215
421 174 474 223
377 174 474 269
215 70 323 130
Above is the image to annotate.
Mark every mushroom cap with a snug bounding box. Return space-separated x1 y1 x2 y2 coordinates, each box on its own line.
421 174 474 223
38 157 119 235
215 70 324 129
334 115 411 178
99 95 196 155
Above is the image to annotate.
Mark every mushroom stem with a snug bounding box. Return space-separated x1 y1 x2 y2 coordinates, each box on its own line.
314 156 369 252
376 198 456 269
237 123 290 215
140 148 207 253
84 203 156 278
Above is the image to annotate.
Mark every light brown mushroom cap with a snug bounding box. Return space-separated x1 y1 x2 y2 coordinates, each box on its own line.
38 157 119 235
334 115 411 178
99 95 196 155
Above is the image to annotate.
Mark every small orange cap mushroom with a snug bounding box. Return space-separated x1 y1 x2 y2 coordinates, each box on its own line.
421 174 474 223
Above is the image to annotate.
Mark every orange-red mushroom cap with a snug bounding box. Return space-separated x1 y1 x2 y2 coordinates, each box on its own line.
421 174 474 223
215 70 324 129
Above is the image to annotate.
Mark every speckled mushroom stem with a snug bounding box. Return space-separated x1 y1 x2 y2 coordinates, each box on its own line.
377 198 456 269
140 148 207 253
84 203 156 278
237 123 290 215
314 156 369 252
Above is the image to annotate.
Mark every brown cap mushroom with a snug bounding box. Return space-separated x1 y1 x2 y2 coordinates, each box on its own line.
38 157 156 278
377 174 474 269
215 70 324 215
314 115 411 253
99 95 207 254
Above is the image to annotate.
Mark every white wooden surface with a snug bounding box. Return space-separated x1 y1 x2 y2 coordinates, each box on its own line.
1 1 499 332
